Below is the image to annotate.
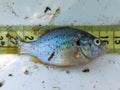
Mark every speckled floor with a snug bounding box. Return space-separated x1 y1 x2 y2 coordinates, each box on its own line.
0 54 120 90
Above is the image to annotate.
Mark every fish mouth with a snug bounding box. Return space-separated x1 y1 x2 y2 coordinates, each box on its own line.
91 44 107 59
100 41 108 53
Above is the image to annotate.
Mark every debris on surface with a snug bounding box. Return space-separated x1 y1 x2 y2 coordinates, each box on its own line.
11 10 19 17
49 7 61 23
24 69 29 75
82 68 90 73
42 81 45 84
53 86 61 90
66 70 70 74
6 3 19 17
24 16 29 19
8 74 13 77
93 84 96 88
0 81 4 88
44 7 51 13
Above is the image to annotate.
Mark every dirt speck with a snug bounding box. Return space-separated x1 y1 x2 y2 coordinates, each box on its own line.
0 81 4 88
24 16 29 19
12 10 19 17
82 68 90 73
93 84 96 88
42 81 45 84
74 20 77 23
8 74 13 77
53 86 61 90
97 0 99 2
24 70 29 75
96 80 98 83
44 7 51 13
66 70 70 74
12 2 14 5
46 66 49 70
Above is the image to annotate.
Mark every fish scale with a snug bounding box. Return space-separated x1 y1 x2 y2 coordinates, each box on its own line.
38 28 77 49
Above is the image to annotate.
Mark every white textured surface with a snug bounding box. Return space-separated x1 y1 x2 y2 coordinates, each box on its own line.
0 0 120 90
0 54 120 90
0 0 120 25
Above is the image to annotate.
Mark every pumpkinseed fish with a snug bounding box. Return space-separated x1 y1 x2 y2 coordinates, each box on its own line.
18 27 106 66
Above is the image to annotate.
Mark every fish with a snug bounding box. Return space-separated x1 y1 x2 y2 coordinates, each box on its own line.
18 27 106 66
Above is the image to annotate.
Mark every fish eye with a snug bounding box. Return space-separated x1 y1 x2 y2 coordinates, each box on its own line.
94 39 101 46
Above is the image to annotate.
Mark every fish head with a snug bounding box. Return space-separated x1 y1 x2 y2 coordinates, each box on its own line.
76 34 107 60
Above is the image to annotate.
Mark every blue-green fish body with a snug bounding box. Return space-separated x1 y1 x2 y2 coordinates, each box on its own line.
18 27 106 66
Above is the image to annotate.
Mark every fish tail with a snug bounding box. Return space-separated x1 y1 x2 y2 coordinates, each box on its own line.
9 35 31 54
18 42 30 54
18 41 25 54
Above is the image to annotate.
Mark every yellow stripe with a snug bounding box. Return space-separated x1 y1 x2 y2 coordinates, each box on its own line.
0 25 120 54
